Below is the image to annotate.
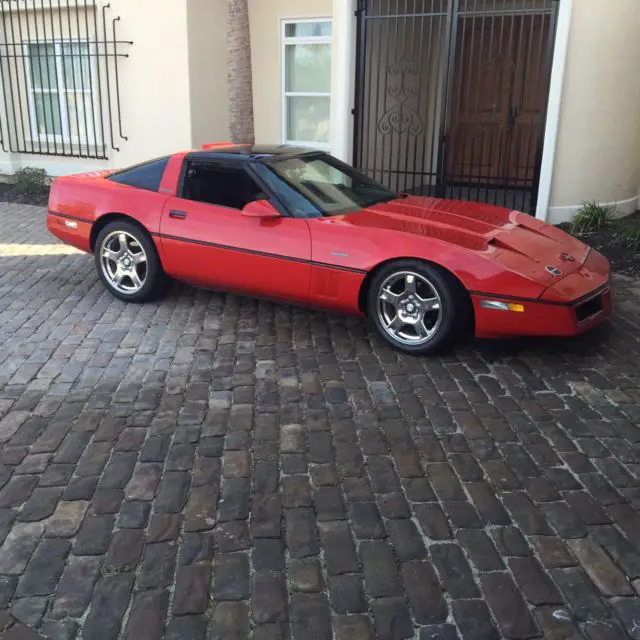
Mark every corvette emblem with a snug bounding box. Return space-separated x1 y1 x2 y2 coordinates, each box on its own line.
545 265 562 276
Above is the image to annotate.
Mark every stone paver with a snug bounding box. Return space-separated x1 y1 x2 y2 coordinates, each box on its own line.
1 202 640 638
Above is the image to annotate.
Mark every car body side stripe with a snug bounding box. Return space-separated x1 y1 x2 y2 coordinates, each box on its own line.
153 232 368 275
48 211 93 224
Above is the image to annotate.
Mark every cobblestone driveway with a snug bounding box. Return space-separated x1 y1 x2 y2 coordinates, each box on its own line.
2 203 640 640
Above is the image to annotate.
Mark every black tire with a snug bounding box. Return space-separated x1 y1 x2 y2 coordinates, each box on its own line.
366 259 471 356
94 220 168 303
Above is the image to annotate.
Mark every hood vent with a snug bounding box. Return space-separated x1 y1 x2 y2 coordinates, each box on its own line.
487 235 540 260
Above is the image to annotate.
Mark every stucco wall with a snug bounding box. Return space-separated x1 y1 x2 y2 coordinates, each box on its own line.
248 0 333 145
187 0 229 148
116 0 192 165
547 0 640 223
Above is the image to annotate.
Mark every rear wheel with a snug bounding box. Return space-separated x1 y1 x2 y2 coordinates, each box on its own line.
367 259 470 356
95 220 167 302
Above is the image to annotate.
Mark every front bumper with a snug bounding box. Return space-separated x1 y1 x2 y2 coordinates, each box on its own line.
472 250 613 339
473 285 613 338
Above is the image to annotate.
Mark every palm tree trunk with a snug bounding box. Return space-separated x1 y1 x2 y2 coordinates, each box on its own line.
227 0 255 145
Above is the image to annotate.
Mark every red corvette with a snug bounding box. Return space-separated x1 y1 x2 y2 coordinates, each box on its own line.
47 143 612 355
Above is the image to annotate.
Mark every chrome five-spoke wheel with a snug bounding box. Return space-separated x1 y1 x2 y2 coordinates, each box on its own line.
368 259 469 355
94 220 167 303
100 230 148 294
376 270 442 346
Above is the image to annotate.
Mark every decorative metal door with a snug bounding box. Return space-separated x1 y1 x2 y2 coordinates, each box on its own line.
353 0 559 213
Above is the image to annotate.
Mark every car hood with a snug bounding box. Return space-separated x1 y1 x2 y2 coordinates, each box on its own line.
346 195 590 287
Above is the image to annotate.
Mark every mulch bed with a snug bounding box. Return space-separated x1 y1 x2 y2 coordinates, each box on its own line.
2 182 638 278
0 182 50 207
558 211 640 280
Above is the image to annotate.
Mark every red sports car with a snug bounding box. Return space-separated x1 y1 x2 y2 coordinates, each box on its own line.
47 143 613 355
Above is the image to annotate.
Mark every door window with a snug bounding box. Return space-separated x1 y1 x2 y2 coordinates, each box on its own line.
182 163 268 210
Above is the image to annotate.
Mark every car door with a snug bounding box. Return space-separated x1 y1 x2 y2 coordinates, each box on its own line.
158 159 312 303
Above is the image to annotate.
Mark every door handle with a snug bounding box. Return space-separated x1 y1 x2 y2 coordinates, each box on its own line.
169 209 187 220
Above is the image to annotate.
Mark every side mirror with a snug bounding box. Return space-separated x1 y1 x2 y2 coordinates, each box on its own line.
242 199 280 218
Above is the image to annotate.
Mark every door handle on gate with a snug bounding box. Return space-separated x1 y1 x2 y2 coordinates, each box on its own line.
169 209 187 220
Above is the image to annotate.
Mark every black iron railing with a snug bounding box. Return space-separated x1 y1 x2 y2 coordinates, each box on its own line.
0 0 132 159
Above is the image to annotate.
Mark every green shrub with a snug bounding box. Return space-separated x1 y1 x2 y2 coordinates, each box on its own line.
13 167 50 195
568 200 617 234
615 222 640 253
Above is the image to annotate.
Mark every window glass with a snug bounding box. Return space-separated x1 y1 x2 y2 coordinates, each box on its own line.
34 93 62 137
286 96 330 144
285 43 331 93
261 154 398 217
283 21 332 148
108 157 170 192
27 41 97 146
29 44 57 90
252 163 320 218
62 43 92 90
285 21 331 37
66 92 94 141
182 164 267 210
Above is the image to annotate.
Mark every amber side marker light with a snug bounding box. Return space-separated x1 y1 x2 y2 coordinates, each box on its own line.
480 300 525 313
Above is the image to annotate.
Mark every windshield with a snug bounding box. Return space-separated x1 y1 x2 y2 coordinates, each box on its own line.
258 153 399 217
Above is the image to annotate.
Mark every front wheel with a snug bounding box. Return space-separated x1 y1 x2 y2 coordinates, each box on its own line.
367 260 470 356
94 220 168 302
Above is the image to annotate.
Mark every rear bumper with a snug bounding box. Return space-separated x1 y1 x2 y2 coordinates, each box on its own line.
47 211 92 253
472 281 613 339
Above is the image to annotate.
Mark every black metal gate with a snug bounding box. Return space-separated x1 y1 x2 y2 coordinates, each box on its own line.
353 0 559 213
0 0 132 159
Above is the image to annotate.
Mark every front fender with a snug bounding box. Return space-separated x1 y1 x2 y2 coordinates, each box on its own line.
308 217 547 301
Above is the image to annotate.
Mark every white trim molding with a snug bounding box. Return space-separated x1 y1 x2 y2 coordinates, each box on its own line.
547 194 640 226
329 0 356 162
535 0 573 222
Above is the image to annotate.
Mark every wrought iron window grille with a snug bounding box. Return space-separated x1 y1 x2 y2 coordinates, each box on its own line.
0 0 132 159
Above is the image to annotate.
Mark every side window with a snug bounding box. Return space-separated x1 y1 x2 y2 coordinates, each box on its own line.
252 162 321 218
107 157 170 192
182 162 267 210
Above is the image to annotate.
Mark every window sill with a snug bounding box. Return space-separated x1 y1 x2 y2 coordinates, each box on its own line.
24 139 107 156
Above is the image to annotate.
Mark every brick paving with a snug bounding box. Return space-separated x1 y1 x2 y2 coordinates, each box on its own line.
1 202 640 639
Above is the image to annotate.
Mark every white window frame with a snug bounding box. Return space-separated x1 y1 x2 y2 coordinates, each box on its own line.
23 39 101 148
281 18 332 151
